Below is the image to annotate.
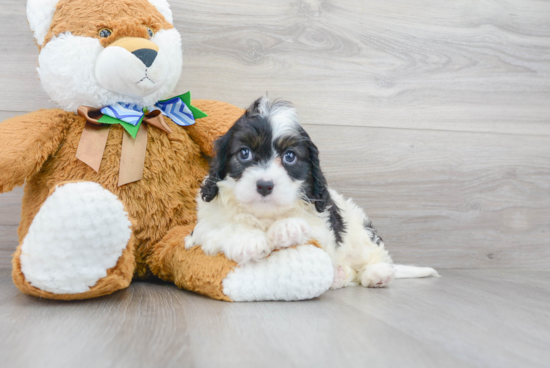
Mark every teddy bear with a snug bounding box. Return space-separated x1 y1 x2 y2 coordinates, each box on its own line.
0 0 334 302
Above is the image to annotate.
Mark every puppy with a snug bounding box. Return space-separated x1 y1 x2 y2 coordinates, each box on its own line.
186 97 438 288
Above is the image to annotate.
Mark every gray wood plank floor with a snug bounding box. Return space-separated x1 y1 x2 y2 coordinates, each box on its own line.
0 269 548 368
0 2 549 368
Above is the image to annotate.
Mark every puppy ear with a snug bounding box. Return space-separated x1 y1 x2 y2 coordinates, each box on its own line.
303 132 330 213
27 0 60 46
246 97 264 116
201 131 231 202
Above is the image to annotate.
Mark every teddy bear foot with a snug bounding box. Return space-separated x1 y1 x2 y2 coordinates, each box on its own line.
13 182 135 298
222 244 334 302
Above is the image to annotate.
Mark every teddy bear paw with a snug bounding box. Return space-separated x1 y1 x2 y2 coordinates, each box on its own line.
19 182 132 294
222 244 334 302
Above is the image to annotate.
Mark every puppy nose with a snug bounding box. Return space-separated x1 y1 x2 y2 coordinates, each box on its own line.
132 49 158 67
256 180 274 197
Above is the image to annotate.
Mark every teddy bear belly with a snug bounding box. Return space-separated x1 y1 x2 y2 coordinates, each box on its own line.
18 119 208 279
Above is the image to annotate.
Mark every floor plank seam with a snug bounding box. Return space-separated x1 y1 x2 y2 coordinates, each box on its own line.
302 122 550 138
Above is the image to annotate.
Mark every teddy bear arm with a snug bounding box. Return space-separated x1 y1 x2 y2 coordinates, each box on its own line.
184 100 245 156
0 109 68 193
147 224 236 301
149 225 335 302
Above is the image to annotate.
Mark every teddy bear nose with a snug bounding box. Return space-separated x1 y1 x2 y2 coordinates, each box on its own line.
132 48 158 68
256 180 274 197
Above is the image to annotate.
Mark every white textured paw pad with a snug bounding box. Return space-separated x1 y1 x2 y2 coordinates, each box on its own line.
361 263 396 288
267 218 312 249
222 245 334 302
20 182 132 294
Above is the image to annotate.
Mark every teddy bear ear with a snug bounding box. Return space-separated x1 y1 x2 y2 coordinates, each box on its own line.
148 0 174 24
27 0 60 46
27 0 173 47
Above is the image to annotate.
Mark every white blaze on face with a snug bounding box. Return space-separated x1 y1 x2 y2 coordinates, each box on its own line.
257 97 300 142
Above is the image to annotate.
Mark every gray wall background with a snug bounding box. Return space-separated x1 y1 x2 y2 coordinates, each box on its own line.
1 0 549 269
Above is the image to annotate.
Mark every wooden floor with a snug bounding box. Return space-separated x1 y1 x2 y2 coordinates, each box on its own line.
1 1 549 367
0 269 548 368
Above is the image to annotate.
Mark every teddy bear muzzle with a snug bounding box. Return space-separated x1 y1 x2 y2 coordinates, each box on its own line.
95 37 169 98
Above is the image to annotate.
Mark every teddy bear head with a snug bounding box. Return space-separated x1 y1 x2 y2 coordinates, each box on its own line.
27 0 182 112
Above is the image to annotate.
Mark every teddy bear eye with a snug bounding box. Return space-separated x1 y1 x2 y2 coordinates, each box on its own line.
99 28 112 38
147 28 155 38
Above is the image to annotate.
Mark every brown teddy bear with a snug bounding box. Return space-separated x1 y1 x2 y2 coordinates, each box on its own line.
0 0 334 302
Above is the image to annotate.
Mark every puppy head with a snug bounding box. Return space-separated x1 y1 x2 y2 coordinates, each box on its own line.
202 97 331 216
27 0 182 111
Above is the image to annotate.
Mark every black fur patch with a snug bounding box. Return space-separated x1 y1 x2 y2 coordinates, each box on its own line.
328 203 346 244
363 219 384 246
295 127 347 245
274 134 310 182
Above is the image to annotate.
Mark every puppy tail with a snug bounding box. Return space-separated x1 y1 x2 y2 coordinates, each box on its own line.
394 265 440 279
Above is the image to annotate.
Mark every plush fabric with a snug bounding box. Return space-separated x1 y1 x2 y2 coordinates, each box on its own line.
2 0 335 302
19 182 133 294
151 224 237 302
28 0 174 46
222 244 334 302
7 100 242 300
2 100 243 281
38 2 182 111
12 182 138 301
27 0 62 46
0 109 67 193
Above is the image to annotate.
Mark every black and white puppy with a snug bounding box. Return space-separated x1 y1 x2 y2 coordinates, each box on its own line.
186 97 438 288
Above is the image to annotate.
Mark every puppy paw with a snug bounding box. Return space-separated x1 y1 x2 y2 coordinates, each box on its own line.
331 266 347 289
224 232 272 264
331 265 357 289
361 263 396 288
267 218 312 249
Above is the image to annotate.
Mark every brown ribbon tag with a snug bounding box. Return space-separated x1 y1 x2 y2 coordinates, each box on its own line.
75 105 172 187
75 123 110 173
142 110 173 134
118 124 148 186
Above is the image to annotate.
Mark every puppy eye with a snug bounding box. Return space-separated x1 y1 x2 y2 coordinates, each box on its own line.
238 148 253 162
283 151 297 165
147 28 155 38
99 28 112 38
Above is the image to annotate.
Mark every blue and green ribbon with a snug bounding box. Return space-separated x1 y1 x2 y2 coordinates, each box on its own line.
99 92 207 138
